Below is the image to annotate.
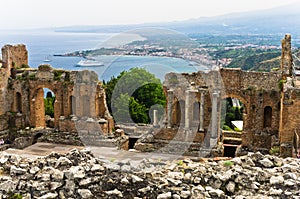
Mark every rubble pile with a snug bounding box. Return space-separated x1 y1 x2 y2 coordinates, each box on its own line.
0 149 299 198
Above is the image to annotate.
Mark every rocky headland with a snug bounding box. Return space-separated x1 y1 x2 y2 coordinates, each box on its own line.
0 149 299 199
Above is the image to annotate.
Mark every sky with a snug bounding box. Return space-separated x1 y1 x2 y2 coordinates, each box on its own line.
0 0 297 29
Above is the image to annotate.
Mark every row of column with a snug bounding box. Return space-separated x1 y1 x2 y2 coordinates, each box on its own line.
167 89 214 131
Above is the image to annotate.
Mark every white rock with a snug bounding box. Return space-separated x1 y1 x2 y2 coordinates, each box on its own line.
91 164 104 172
78 189 93 198
184 173 192 181
157 192 172 199
219 169 233 182
65 166 85 179
106 189 123 198
0 156 8 164
269 188 283 195
284 179 295 186
180 190 191 198
193 177 201 184
50 182 63 190
132 174 143 183
29 166 40 174
168 171 184 180
52 169 64 180
121 177 130 184
226 181 235 193
138 186 151 193
55 157 72 167
259 158 274 168
0 180 16 192
10 165 27 175
79 178 92 186
38 192 58 199
172 194 180 199
270 175 284 185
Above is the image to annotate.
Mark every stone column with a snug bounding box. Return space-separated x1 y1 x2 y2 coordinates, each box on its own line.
167 90 173 128
185 90 190 129
153 109 158 126
199 92 205 131
211 92 218 138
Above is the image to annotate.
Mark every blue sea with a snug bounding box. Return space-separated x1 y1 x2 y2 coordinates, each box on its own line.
0 29 206 81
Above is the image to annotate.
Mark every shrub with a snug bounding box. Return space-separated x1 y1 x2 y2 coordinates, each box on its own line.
223 160 234 167
269 146 280 155
177 160 184 166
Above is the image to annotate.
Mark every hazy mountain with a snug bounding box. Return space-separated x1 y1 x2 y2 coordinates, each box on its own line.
55 2 300 36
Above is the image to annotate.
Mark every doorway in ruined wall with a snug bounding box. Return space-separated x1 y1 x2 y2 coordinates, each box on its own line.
69 95 76 115
221 97 244 157
16 92 22 113
264 106 272 128
34 88 56 128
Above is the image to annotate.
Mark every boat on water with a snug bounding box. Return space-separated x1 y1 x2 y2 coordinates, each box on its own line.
75 59 104 67
43 55 52 62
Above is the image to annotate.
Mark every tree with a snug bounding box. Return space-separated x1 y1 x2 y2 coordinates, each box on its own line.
44 96 55 117
104 68 166 124
221 98 243 130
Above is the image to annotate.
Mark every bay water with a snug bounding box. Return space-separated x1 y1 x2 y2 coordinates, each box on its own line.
0 29 204 81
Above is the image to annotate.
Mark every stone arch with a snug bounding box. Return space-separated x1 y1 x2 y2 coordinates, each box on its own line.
30 85 59 128
16 92 22 113
222 93 248 114
264 106 272 128
221 93 247 131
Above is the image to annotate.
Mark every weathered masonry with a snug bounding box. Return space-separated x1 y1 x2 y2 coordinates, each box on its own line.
0 44 114 137
1 34 300 157
136 34 300 158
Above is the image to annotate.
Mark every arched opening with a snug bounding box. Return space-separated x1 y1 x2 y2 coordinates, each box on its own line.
264 106 272 128
33 88 55 128
44 89 55 128
16 92 22 113
221 97 244 158
221 97 244 131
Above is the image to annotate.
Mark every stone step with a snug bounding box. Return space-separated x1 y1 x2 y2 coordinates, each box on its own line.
80 136 116 147
223 137 242 145
222 131 242 138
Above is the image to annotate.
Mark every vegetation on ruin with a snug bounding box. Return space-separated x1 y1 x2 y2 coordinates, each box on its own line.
8 192 22 199
223 160 234 167
278 79 287 90
104 68 166 124
44 92 55 117
221 98 243 131
269 146 280 156
53 70 64 81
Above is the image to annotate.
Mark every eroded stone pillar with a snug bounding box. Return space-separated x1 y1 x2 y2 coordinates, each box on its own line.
199 92 205 131
167 90 173 128
211 92 218 138
185 90 190 129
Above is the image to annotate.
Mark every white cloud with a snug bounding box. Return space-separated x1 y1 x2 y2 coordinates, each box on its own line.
0 0 297 29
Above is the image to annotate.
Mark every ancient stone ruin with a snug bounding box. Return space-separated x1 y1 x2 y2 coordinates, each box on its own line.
0 34 300 158
0 44 114 148
135 34 300 158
